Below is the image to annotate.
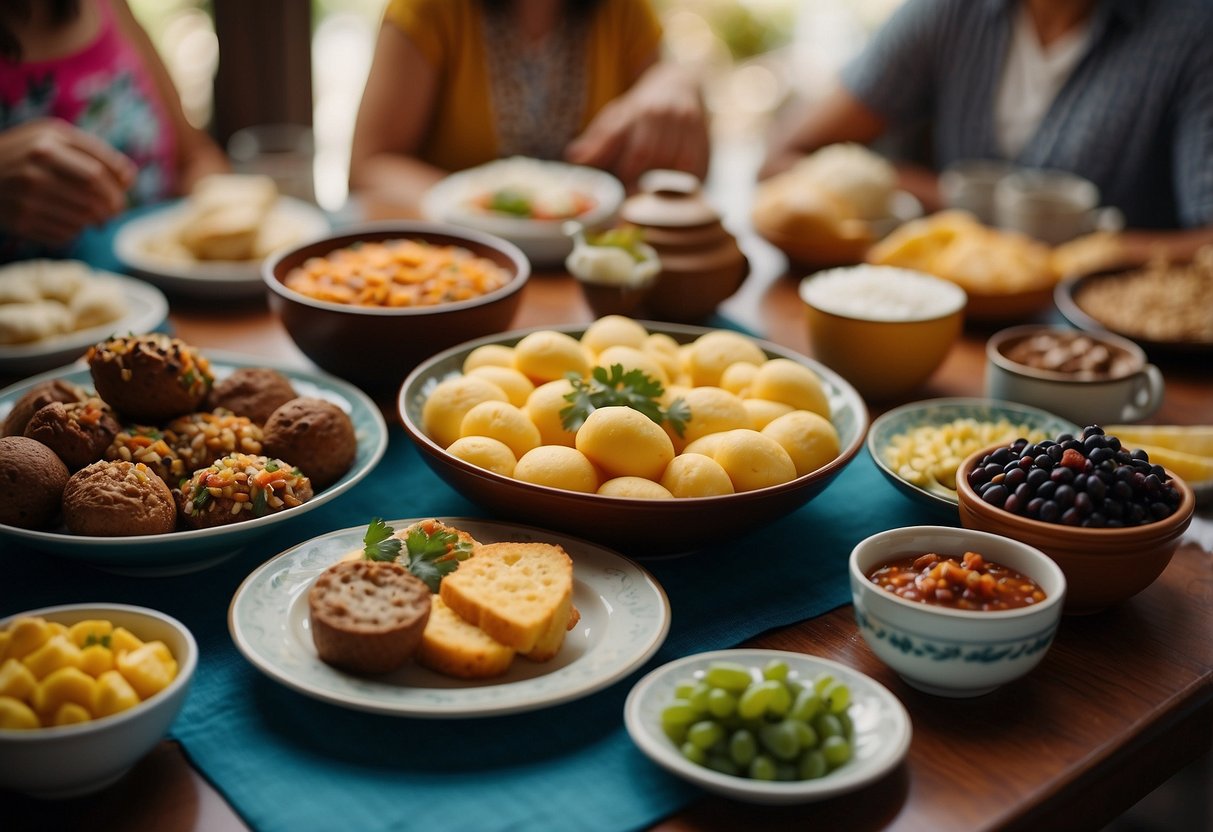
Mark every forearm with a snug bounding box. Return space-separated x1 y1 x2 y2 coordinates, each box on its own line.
176 132 230 194
347 153 448 219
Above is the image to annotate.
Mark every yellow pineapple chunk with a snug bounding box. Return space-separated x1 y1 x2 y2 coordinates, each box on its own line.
115 641 177 700
68 619 115 649
0 630 10 661
79 644 115 678
22 634 84 680
4 617 53 661
0 695 40 729
0 657 37 702
52 702 93 726
109 627 144 655
32 666 97 718
93 670 141 718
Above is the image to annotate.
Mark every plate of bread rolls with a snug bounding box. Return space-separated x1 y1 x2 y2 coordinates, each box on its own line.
114 174 330 299
229 516 671 717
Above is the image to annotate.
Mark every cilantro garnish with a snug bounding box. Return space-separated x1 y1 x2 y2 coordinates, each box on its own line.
362 518 403 562
559 364 691 437
402 525 474 593
83 633 112 649
252 489 269 517
264 460 280 473
193 488 211 510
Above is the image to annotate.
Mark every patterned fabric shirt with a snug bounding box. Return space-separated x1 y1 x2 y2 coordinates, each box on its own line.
841 0 1213 229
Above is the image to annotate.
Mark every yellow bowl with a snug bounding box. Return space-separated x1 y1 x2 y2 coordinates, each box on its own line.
800 266 966 401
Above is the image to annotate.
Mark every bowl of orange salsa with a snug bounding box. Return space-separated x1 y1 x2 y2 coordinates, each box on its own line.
263 222 530 396
849 525 1065 698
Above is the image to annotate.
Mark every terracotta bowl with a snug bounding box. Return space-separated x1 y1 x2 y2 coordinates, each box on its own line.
955 444 1195 614
397 321 868 556
263 222 530 396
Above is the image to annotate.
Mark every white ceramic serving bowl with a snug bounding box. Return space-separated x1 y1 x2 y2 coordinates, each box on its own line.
849 526 1065 697
0 603 197 798
420 157 625 268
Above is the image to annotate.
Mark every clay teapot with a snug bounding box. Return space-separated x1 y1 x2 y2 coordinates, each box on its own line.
619 170 748 322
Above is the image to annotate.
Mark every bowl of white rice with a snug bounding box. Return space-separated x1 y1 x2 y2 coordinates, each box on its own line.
800 265 966 401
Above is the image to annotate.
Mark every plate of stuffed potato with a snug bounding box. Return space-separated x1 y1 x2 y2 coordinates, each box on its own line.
0 336 387 574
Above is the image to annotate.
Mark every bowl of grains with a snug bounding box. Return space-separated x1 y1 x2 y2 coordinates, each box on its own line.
1055 247 1213 355
263 221 530 396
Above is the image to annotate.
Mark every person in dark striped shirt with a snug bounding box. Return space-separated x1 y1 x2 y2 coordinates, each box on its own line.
761 0 1213 265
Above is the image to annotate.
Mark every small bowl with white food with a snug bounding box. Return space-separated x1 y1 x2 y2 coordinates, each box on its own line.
564 224 661 317
800 265 967 402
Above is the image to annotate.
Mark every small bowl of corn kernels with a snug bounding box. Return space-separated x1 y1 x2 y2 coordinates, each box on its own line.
867 398 1079 515
0 603 197 797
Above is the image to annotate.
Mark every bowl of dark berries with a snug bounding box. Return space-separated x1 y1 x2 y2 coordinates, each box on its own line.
956 425 1195 614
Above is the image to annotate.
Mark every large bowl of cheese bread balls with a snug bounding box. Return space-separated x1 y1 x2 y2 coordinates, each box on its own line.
399 316 868 555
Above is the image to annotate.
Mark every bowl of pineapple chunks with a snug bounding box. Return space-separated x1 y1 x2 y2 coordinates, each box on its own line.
0 603 197 797
398 316 869 555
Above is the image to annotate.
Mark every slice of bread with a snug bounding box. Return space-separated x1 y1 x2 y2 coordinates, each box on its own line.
416 596 515 679
439 541 573 660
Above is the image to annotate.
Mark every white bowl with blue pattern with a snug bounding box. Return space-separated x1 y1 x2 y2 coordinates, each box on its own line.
849 525 1065 697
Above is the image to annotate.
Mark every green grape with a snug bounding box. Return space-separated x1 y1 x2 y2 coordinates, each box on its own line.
837 710 854 740
798 749 828 780
813 673 836 695
813 713 844 740
687 719 724 751
775 763 798 781
706 754 740 777
759 720 802 761
762 659 789 682
706 687 737 718
748 754 777 781
764 680 792 717
661 699 697 729
704 661 753 692
791 718 818 750
681 741 707 766
737 681 774 719
822 735 852 768
687 681 711 714
673 679 697 700
662 721 688 744
728 728 758 767
821 680 851 714
790 689 824 722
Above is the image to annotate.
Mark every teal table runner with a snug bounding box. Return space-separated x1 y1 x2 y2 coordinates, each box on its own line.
2 427 940 832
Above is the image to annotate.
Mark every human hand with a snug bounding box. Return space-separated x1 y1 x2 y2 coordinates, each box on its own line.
0 118 137 246
565 63 709 185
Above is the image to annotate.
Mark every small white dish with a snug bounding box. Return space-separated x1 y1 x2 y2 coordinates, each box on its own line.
0 603 197 798
114 197 330 299
624 648 911 805
229 517 670 718
0 351 388 575
0 273 168 376
421 157 624 268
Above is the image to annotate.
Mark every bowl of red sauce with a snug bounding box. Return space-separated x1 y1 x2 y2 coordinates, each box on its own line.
849 525 1065 697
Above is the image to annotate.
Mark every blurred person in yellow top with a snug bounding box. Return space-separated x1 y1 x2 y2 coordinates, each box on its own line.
349 0 710 216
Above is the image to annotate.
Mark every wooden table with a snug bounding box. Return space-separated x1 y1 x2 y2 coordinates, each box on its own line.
5 244 1211 832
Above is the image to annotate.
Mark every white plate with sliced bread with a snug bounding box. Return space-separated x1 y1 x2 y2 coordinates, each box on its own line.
228 517 671 717
114 196 330 299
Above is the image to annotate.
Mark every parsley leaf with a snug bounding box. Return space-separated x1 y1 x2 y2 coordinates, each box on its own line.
362 517 403 562
559 364 691 437
403 524 474 593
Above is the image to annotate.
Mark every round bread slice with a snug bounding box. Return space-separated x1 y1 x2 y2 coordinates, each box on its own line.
308 560 431 674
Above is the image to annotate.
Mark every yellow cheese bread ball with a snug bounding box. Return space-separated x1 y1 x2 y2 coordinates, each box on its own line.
446 435 517 477
660 452 735 497
719 361 760 397
682 433 725 458
459 400 542 459
514 445 600 492
712 429 798 492
687 330 768 387
642 332 682 378
595 345 669 386
748 358 830 417
524 379 578 447
742 398 796 430
675 386 750 450
597 476 674 499
761 410 841 477
576 405 675 480
513 330 591 384
463 343 516 372
581 315 648 355
423 375 510 449
466 365 535 408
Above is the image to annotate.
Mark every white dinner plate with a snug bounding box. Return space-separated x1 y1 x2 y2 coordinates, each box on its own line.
113 197 331 299
230 517 671 718
0 272 167 376
624 649 912 805
0 351 387 575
